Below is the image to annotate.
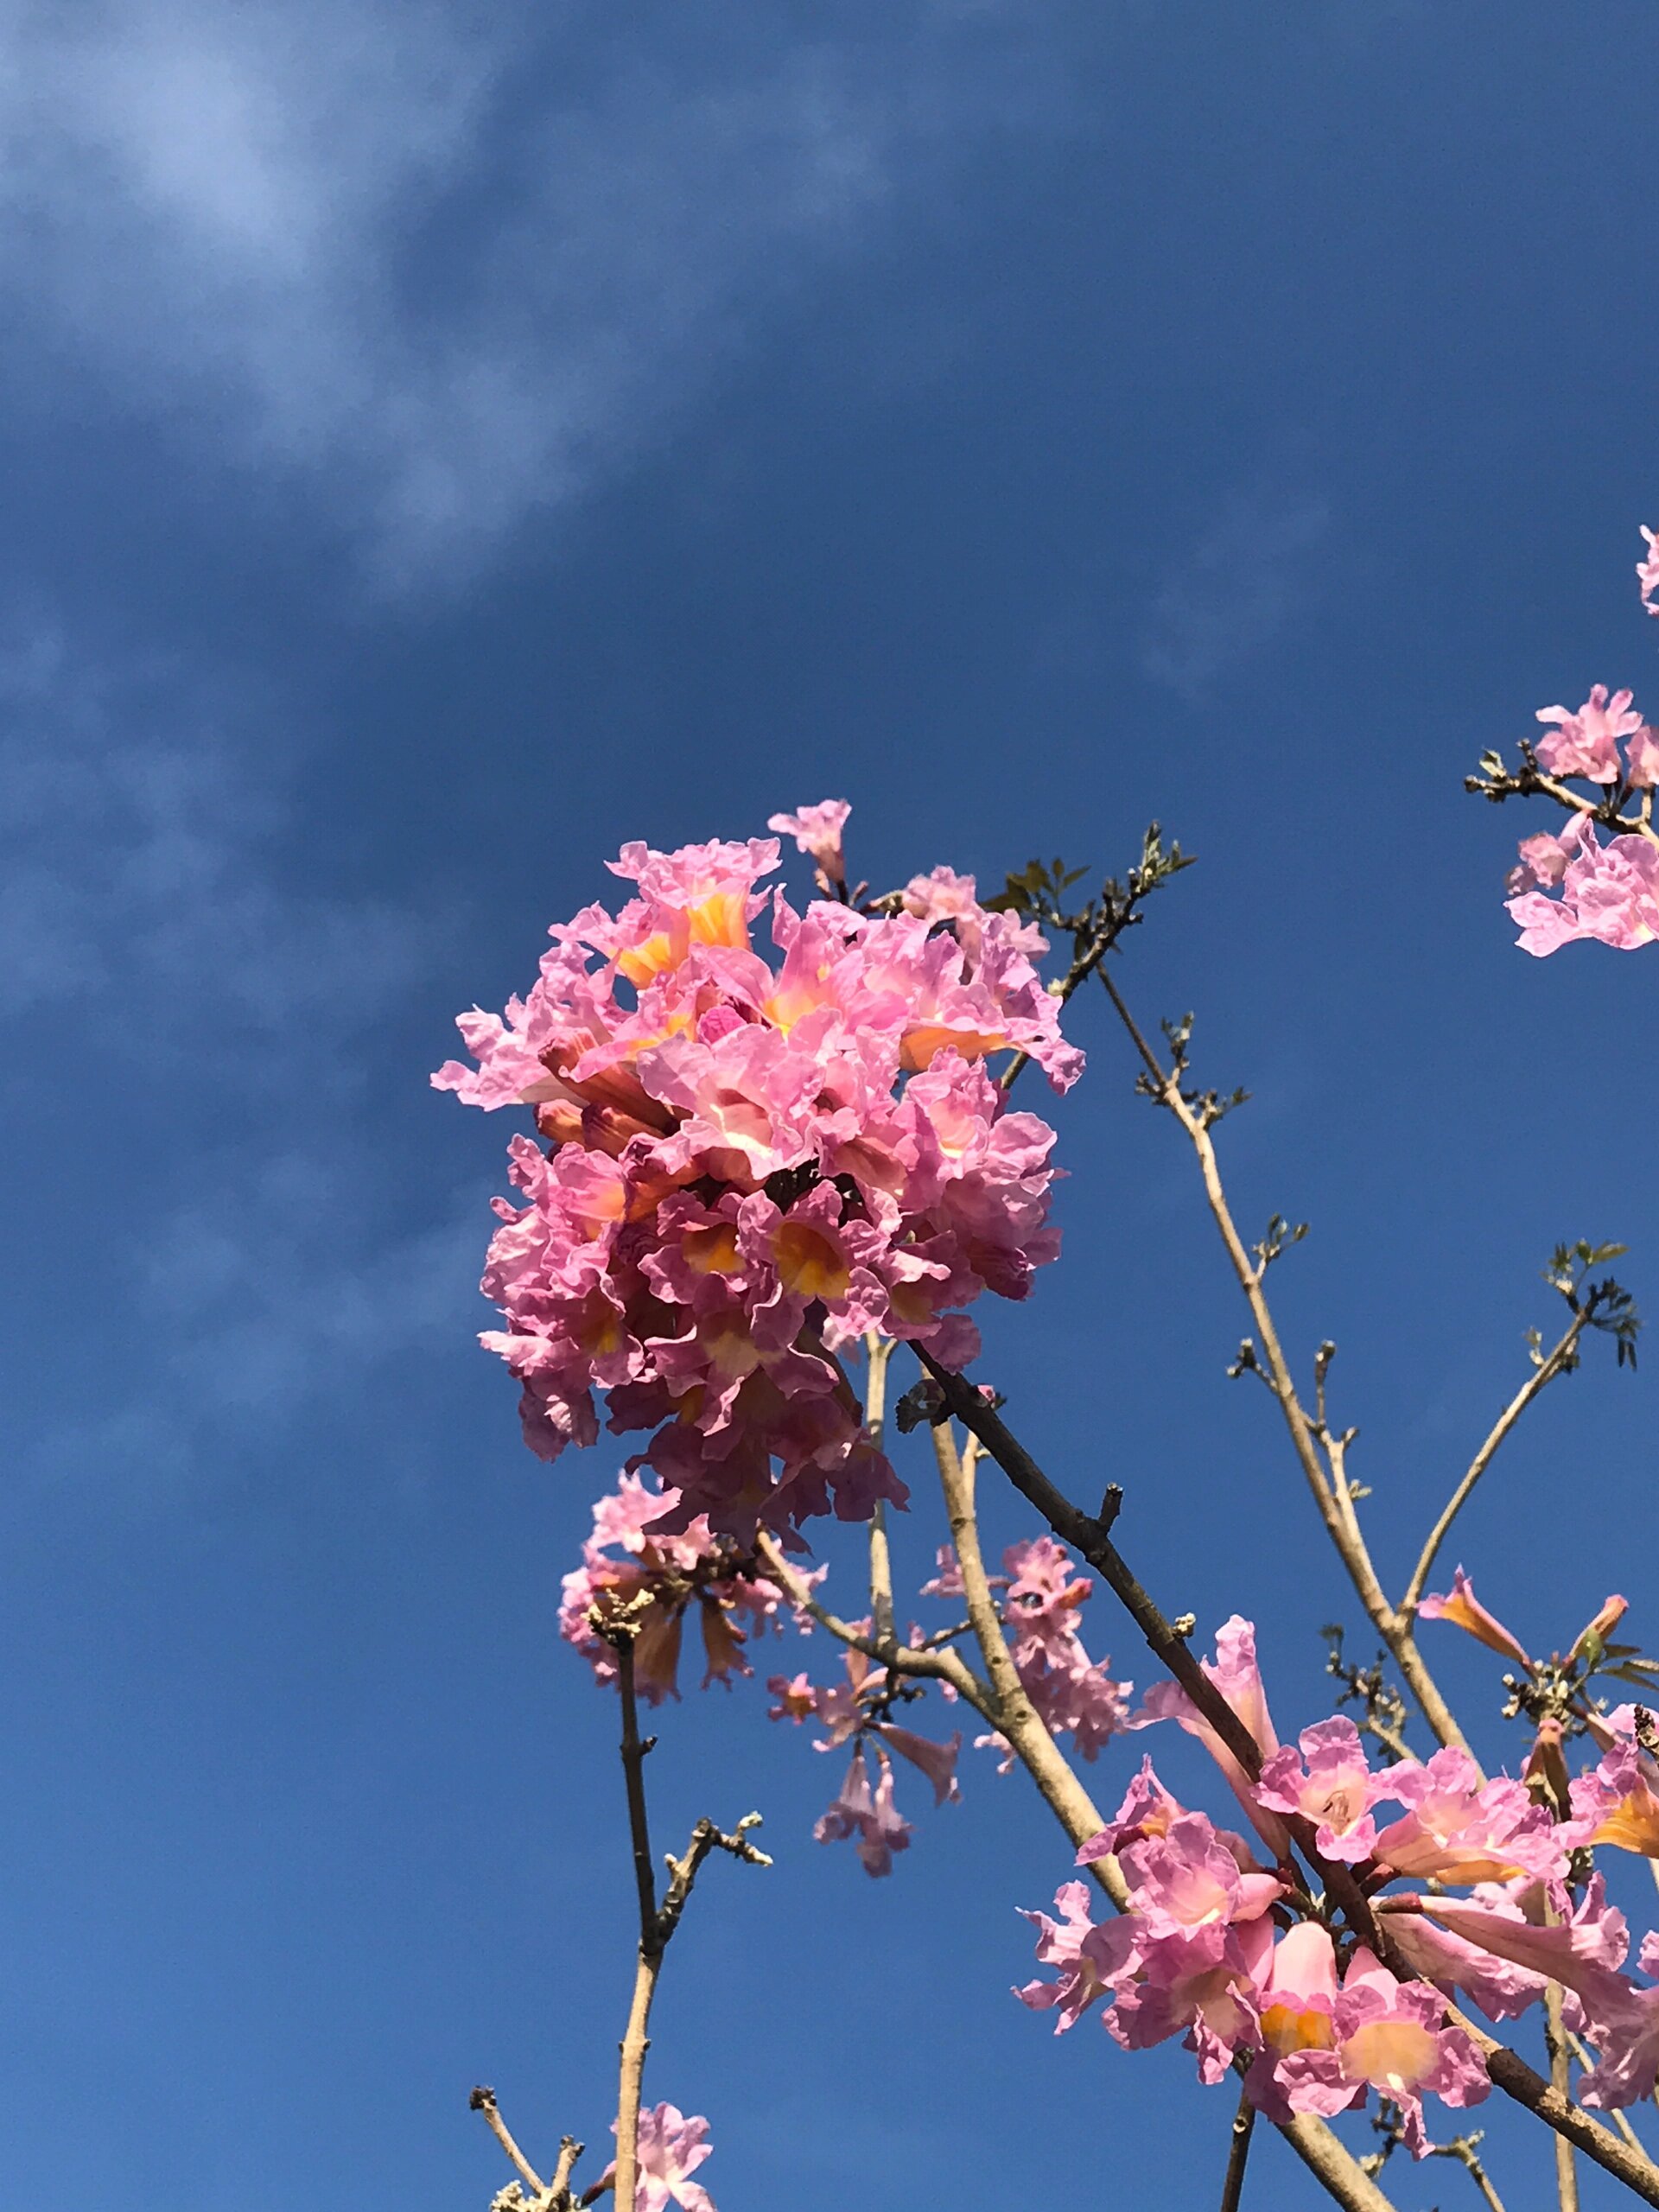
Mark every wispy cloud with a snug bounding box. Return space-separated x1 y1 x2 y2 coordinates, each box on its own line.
1141 485 1331 702
0 0 1065 582
0 616 479 1497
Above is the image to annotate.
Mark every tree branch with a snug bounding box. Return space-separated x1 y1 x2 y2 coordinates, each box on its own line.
1096 968 1476 1765
597 1624 770 2212
863 1334 897 1649
752 1531 997 1723
1218 2088 1256 2212
920 1412 1397 2212
1400 1314 1588 1617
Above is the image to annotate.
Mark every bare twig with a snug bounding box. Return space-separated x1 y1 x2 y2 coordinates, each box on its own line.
1544 1976 1582 2212
1096 968 1475 1764
752 1531 997 1722
1218 2088 1256 2212
1401 1314 1587 1617
472 2087 548 2200
863 1334 897 1649
597 1624 769 2212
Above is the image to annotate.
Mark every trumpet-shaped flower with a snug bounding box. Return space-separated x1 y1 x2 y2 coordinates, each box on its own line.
1371 1747 1565 1887
1416 1567 1532 1667
815 1745 913 1877
767 800 851 884
1569 1741 1659 1859
1015 1879 1133 2031
1244 1923 1341 2120
1255 1718 1388 1864
1534 686 1645 783
1273 1949 1490 2155
1132 1618 1289 1857
1639 525 1659 618
597 2103 719 2212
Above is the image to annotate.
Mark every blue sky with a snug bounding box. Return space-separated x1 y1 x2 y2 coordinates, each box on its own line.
4 3 1659 2206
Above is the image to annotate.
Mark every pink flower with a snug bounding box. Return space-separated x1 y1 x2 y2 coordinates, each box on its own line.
1131 1618 1290 1858
1379 1890 1548 2024
766 1670 817 1723
814 1745 913 1877
1627 726 1659 787
1274 1948 1490 2156
1638 524 1659 617
1534 686 1644 783
1507 812 1659 956
874 1723 962 1805
1245 1923 1341 2121
598 2103 718 2212
1255 1718 1387 1864
1116 1812 1286 1940
1506 830 1572 894
1016 1879 1128 2031
1371 1747 1565 1887
1568 1740 1659 1859
1416 1567 1532 1668
987 1536 1130 1764
766 800 851 885
1107 1918 1272 2083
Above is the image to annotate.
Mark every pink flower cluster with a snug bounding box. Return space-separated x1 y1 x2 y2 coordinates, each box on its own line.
975 1537 1132 1764
1507 814 1659 956
1020 1618 1659 2139
557 1471 808 1704
1497 531 1659 955
435 812 1079 1535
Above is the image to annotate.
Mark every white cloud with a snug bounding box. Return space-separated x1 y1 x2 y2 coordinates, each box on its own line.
0 0 1064 582
0 617 478 1494
1141 486 1332 702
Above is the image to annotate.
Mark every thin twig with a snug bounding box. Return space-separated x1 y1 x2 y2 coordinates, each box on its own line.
752 1531 997 1722
598 1625 769 2212
614 1639 658 1946
1096 967 1475 1764
1544 1977 1582 2212
1218 2087 1256 2212
471 2087 547 2199
1401 1314 1587 1617
863 1334 897 1649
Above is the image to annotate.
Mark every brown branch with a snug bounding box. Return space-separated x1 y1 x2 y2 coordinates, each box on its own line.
1218 2087 1256 2212
597 1624 769 2212
1400 1314 1588 1617
1449 2006 1659 2206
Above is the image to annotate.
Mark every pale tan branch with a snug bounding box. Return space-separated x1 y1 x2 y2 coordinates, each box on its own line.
863 1333 897 1649
1401 1314 1588 1618
472 2086 548 2199
1096 968 1475 1764
753 1531 997 1723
